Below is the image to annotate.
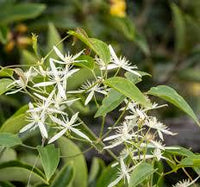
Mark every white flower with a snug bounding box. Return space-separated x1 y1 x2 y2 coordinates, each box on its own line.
103 121 138 149
33 60 79 99
108 158 138 187
101 45 141 76
172 176 200 187
145 117 176 140
20 102 48 139
48 113 91 144
7 67 37 95
52 46 84 65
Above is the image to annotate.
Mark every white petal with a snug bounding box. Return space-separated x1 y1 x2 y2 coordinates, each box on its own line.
85 91 94 105
33 81 55 87
71 127 91 142
109 45 119 64
50 115 66 127
103 134 121 141
70 112 79 125
38 121 48 138
50 58 66 64
48 128 67 144
50 60 59 78
53 46 65 61
108 176 123 187
58 83 66 99
19 122 35 133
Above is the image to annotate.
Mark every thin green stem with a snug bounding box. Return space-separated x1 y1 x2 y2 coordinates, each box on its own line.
99 115 106 138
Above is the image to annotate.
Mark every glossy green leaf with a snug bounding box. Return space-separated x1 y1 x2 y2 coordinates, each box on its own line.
51 162 74 187
179 155 200 167
95 89 125 118
38 144 60 181
0 161 46 184
0 113 26 133
0 3 46 24
0 148 17 163
0 133 22 147
129 162 155 187
171 3 186 52
104 77 151 107
68 29 110 64
147 85 199 126
74 55 95 70
47 22 64 60
96 164 118 187
0 78 13 95
57 137 88 187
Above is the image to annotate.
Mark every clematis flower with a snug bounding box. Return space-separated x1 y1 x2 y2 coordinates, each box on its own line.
101 45 141 76
52 46 84 65
33 60 79 99
20 102 48 139
48 113 91 144
108 158 139 187
145 117 176 141
172 176 200 187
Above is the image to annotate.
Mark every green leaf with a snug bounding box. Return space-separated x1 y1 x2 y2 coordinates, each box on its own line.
57 137 88 187
165 146 194 157
147 85 200 126
0 133 22 147
50 162 74 187
0 3 46 24
96 164 118 187
0 161 46 184
104 77 151 107
68 29 110 64
95 89 125 118
74 55 95 70
0 78 13 95
125 71 151 84
129 162 155 187
171 3 186 52
179 155 200 167
0 181 15 187
88 157 105 187
0 68 14 77
21 49 38 65
37 144 60 181
0 113 26 133
47 22 64 59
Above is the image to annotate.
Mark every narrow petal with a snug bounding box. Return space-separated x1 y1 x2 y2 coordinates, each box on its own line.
85 90 94 105
38 121 48 138
33 81 55 87
108 176 123 187
71 127 91 142
109 45 119 64
48 128 67 144
19 122 35 133
53 46 65 61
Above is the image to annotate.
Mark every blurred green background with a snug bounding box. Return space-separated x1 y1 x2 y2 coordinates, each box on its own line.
0 0 200 125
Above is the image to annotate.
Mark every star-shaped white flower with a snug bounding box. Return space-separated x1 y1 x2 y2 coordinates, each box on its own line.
52 46 84 65
20 102 48 139
101 45 141 76
48 113 91 144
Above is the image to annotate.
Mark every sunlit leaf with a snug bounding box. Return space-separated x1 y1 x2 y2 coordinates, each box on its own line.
104 77 151 107
0 78 13 95
147 85 200 126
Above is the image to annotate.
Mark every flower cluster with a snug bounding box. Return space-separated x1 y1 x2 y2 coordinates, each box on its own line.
7 42 198 187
